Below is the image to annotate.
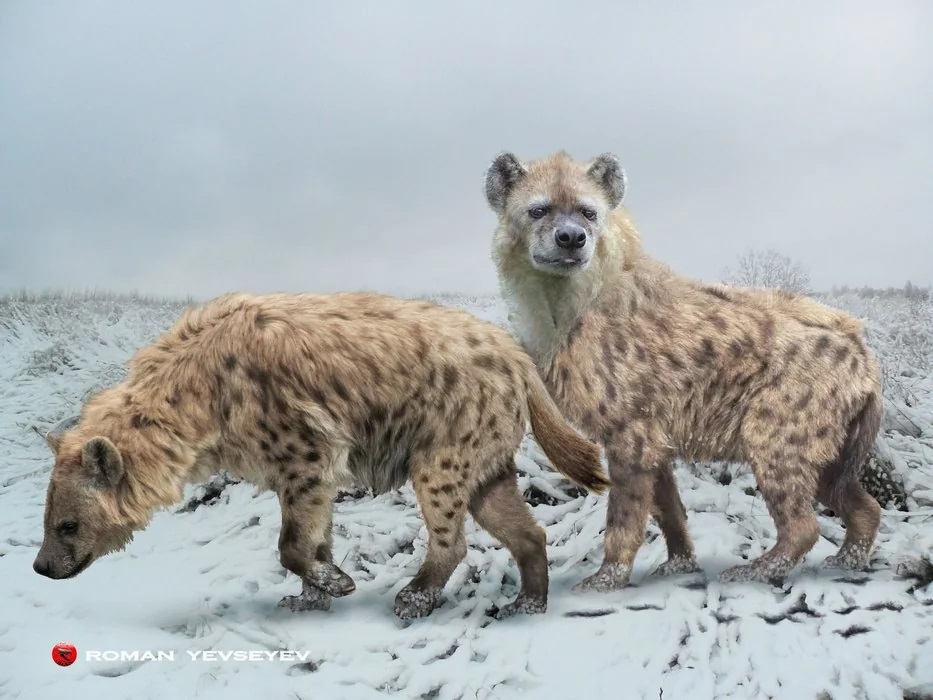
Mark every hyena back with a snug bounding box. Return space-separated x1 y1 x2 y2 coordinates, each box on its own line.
485 150 884 591
33 292 609 619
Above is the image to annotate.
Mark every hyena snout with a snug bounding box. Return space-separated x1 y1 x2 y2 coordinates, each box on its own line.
555 225 587 250
33 555 52 577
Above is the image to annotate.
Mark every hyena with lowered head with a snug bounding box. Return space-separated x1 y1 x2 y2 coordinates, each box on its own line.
484 150 884 591
33 292 610 619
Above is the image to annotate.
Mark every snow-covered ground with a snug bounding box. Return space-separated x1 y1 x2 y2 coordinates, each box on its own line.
1 290 932 700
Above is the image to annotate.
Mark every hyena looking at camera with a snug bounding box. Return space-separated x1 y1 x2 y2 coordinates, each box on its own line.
485 150 884 592
33 292 610 619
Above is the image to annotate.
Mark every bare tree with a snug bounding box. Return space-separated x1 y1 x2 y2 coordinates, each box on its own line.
722 248 812 294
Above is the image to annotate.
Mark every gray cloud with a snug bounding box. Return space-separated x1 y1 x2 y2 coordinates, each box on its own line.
2 1 931 299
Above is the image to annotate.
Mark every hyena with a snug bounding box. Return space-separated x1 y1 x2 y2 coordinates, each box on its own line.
33 292 610 619
484 150 884 591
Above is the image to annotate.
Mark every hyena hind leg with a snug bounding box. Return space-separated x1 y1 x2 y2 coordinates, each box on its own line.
394 453 470 620
817 476 881 571
719 459 820 585
468 465 548 619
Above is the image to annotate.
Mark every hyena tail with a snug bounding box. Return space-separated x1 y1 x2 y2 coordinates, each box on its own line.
525 371 611 494
827 389 883 506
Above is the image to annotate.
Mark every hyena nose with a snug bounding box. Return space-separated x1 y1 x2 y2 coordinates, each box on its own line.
33 557 51 577
555 226 587 250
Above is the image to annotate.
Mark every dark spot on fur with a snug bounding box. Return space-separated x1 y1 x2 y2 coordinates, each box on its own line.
439 483 457 495
692 338 717 366
815 335 831 355
442 365 459 392
835 344 851 363
815 426 830 439
314 544 330 562
662 351 685 371
131 413 154 429
849 357 860 372
602 339 616 372
298 476 321 495
452 499 464 509
710 314 728 332
467 334 481 348
560 366 570 386
704 287 731 302
437 539 450 549
444 510 455 519
224 355 237 370
474 354 495 370
598 402 608 416
758 406 774 420
430 499 441 508
331 376 350 402
793 389 814 411
785 343 801 362
433 526 450 535
441 459 454 471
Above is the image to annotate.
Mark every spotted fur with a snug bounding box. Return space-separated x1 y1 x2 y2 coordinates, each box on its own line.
486 150 884 590
33 292 610 619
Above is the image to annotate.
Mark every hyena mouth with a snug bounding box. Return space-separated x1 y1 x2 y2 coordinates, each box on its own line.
60 553 94 580
533 254 587 270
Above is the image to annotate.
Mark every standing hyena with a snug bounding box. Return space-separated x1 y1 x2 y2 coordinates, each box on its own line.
32 292 610 619
484 150 884 591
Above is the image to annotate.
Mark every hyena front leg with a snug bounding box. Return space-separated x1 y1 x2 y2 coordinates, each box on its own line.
574 436 669 593
394 450 470 620
650 461 701 577
275 461 354 612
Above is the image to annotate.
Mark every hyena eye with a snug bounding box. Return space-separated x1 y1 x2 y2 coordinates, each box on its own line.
58 521 78 536
580 207 597 221
528 206 549 220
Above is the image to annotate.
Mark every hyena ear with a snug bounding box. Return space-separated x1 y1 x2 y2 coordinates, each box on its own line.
81 436 125 488
586 153 626 209
484 152 528 214
45 415 79 455
45 431 62 454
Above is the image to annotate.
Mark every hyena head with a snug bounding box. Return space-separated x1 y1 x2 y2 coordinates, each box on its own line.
484 150 626 277
33 430 137 579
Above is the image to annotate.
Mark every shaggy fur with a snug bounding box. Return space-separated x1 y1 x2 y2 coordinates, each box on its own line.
33 292 610 619
485 150 884 591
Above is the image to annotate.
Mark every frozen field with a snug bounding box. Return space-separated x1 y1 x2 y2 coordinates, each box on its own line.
1 290 931 700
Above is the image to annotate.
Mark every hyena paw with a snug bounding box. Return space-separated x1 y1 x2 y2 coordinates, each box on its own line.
718 558 790 585
309 562 356 598
653 555 702 577
572 563 632 593
494 594 547 620
821 548 871 571
278 584 332 612
393 585 441 620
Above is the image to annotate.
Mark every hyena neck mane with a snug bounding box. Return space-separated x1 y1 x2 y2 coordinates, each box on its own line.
495 208 646 367
79 385 212 523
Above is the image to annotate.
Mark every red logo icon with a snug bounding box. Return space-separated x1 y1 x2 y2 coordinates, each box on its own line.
52 642 77 667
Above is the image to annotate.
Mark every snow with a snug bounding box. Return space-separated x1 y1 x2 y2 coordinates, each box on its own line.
1 290 932 700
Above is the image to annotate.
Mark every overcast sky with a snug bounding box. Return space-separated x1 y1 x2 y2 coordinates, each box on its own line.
2 1 931 299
